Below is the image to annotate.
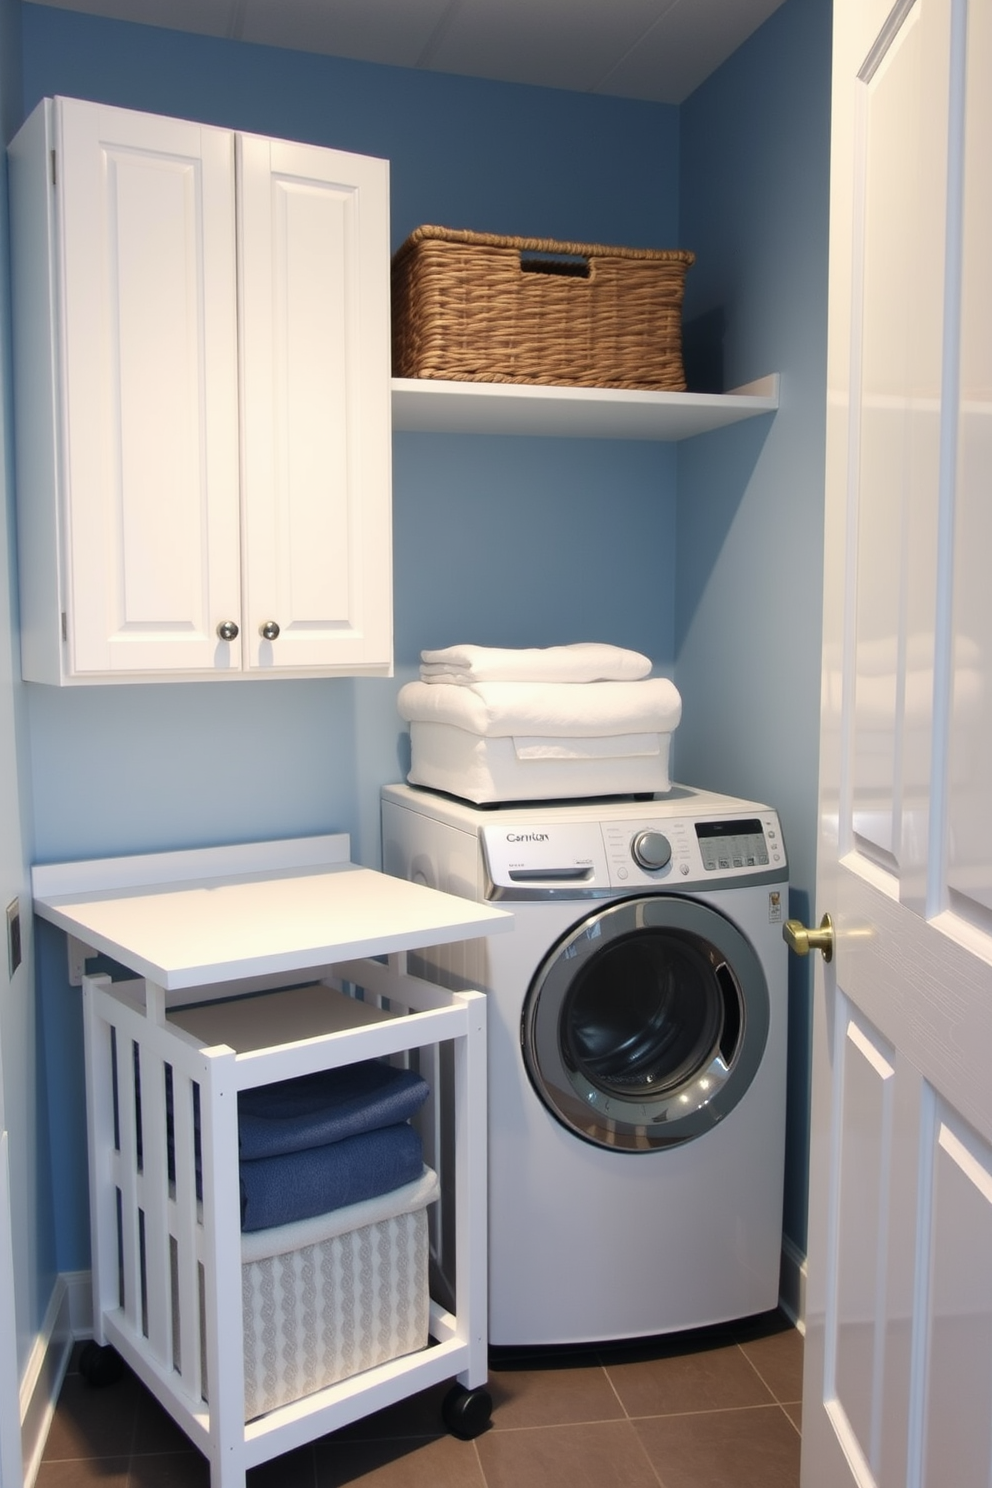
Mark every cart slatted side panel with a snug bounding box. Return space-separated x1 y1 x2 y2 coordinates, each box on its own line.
82 975 245 1471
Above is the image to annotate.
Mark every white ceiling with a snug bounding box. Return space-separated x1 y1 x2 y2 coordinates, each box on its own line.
25 0 789 105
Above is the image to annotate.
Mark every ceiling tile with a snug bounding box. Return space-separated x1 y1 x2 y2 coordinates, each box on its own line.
597 0 789 102
239 0 454 70
26 0 241 40
423 0 679 94
25 0 790 105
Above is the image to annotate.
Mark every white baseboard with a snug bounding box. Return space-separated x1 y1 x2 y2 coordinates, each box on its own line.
779 1234 807 1335
19 1277 74 1488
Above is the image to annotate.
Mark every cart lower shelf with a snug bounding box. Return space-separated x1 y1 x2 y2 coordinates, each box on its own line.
77 1339 494 1440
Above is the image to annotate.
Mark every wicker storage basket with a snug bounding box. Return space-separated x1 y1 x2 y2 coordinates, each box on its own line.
391 225 695 391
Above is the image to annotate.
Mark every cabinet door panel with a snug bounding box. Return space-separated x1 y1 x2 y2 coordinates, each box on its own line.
59 99 242 674
238 134 392 674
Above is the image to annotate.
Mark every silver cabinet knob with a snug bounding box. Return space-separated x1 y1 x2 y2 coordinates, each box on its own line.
216 620 239 641
259 620 281 641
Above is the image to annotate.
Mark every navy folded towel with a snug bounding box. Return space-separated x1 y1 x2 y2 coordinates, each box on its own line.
238 1060 430 1161
239 1120 424 1232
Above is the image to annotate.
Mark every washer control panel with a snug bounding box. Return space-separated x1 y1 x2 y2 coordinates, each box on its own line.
481 809 785 899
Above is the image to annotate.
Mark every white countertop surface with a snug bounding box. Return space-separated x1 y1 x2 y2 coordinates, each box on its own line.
32 834 511 991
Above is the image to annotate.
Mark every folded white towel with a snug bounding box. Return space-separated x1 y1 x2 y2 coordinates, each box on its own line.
419 642 652 685
398 677 682 738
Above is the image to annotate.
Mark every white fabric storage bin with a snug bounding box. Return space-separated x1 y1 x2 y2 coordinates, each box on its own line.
406 720 674 803
241 1167 438 1421
398 674 681 803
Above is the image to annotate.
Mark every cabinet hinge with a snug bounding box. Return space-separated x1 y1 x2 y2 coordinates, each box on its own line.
61 612 67 642
51 149 57 187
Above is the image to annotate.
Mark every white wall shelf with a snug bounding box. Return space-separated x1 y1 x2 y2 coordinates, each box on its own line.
391 373 779 441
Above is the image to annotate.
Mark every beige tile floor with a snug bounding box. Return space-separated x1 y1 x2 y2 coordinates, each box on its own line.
39 1311 802 1488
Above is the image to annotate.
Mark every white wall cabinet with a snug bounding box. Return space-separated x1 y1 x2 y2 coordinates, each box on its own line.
8 97 392 684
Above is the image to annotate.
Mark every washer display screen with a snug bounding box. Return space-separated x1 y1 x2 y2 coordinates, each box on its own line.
696 819 768 872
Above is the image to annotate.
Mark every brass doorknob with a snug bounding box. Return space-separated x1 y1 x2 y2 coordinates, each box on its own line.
783 913 834 962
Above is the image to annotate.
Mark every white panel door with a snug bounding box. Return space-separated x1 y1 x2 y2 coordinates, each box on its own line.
57 98 243 675
238 133 392 673
802 1 992 1485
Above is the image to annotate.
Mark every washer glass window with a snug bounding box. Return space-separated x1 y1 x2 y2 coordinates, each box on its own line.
522 896 769 1151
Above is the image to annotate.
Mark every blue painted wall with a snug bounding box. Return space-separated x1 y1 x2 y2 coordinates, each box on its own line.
20 6 681 253
1 0 829 1324
678 0 831 1250
18 4 682 1271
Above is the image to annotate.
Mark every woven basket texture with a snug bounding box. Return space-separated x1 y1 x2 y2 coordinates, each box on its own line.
391 226 695 391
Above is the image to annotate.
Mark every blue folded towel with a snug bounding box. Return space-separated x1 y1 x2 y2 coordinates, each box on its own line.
239 1121 425 1232
237 1060 430 1161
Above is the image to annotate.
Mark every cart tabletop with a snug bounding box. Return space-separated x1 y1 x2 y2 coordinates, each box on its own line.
31 833 511 991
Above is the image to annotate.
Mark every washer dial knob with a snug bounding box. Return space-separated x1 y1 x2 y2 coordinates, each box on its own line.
631 829 673 871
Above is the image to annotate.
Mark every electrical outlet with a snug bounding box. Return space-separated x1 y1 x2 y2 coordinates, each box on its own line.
6 899 21 978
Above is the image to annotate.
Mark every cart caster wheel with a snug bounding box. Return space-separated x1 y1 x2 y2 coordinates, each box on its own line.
442 1383 492 1439
78 1341 124 1387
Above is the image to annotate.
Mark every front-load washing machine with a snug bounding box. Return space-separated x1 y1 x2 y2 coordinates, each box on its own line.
381 782 789 1347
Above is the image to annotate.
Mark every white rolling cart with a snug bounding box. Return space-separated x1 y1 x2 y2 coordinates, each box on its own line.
31 833 511 1488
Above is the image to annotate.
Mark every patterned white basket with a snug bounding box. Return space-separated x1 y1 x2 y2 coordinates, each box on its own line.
241 1167 438 1421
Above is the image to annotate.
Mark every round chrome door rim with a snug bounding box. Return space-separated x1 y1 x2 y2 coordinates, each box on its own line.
521 895 770 1152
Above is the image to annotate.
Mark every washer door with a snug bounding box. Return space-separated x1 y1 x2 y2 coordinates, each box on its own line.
522 895 770 1151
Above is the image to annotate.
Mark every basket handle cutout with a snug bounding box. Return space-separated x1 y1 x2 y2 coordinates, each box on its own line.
519 251 591 279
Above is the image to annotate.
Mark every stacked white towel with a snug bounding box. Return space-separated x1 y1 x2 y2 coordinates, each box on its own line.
419 642 652 686
402 643 681 801
398 676 682 737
